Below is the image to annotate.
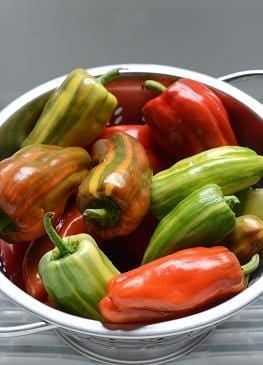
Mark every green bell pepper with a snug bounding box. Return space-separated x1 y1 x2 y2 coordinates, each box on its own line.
39 212 119 320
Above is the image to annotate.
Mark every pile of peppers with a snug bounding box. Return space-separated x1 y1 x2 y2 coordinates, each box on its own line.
0 67 263 325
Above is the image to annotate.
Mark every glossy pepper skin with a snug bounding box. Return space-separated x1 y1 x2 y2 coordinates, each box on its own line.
0 239 30 289
23 206 157 303
99 246 259 324
39 212 120 320
222 215 263 265
0 145 90 242
23 203 87 302
21 68 118 148
77 132 152 240
151 146 263 220
100 125 172 174
143 79 237 160
142 184 238 264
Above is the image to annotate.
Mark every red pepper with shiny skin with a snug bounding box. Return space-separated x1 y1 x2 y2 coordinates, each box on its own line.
143 79 238 160
100 125 172 173
0 239 30 289
99 246 259 324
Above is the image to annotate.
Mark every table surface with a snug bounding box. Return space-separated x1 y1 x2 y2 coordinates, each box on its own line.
0 1 263 363
0 294 263 365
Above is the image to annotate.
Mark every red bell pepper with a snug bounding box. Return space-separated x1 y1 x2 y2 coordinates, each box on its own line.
0 239 30 289
23 203 86 302
99 246 259 324
100 125 172 174
143 79 238 161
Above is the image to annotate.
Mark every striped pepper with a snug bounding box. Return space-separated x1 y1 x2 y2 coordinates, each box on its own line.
77 132 152 240
151 146 263 220
0 144 90 242
39 212 119 320
21 68 118 148
142 184 238 264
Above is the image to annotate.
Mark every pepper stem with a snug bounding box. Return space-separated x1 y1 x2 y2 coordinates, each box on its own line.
83 207 119 227
82 199 120 228
43 212 71 256
97 68 122 85
241 254 260 276
83 208 107 221
0 211 14 233
224 195 240 210
143 80 167 93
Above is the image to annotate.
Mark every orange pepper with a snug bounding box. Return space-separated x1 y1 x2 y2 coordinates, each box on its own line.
99 246 258 324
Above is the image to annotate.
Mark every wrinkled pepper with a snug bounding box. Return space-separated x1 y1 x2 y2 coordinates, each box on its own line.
222 215 263 264
22 68 119 148
39 212 120 320
23 203 87 302
143 79 237 160
100 125 172 173
99 246 259 324
142 184 238 264
0 145 90 242
77 132 152 240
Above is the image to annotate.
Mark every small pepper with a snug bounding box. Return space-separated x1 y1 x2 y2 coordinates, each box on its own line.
0 144 90 242
39 212 120 320
99 246 259 324
21 68 119 148
100 125 172 174
143 79 237 160
221 215 263 264
77 132 152 240
23 203 87 302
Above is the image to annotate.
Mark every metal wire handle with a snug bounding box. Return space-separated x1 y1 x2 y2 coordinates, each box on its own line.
219 69 263 82
0 321 56 337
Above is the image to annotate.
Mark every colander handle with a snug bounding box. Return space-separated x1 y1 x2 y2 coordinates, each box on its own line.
0 321 56 337
219 69 263 82
219 70 263 103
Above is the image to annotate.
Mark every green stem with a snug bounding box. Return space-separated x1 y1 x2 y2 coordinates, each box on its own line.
143 80 167 93
43 212 71 257
0 211 14 233
83 207 118 227
97 68 121 85
83 199 120 228
83 208 107 222
224 195 240 210
242 253 260 276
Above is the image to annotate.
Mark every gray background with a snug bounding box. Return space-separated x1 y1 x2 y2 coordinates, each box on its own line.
0 0 263 108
